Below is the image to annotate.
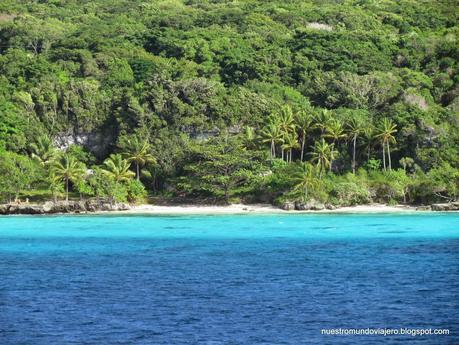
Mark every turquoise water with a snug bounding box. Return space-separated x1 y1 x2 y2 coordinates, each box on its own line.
1 213 458 344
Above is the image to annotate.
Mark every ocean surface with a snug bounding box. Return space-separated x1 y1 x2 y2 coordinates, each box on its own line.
0 213 458 344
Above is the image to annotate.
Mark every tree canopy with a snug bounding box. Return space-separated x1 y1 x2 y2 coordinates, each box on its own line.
0 0 457 206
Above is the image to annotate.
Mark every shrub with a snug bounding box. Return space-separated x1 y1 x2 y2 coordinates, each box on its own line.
127 179 147 203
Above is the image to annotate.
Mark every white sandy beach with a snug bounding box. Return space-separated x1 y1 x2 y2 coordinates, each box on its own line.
113 203 417 215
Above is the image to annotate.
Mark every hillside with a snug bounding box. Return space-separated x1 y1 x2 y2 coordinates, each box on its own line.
0 0 457 206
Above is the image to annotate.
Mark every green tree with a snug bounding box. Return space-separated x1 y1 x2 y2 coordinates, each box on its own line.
0 152 41 202
261 122 283 159
346 115 365 174
179 136 261 203
311 139 334 178
293 163 321 201
30 135 58 168
281 132 300 163
102 154 135 184
324 119 346 172
294 110 312 161
313 109 332 135
120 136 156 181
376 118 397 171
52 155 86 202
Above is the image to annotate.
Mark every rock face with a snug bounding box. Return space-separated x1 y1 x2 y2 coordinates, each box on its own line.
294 200 325 211
431 202 459 211
281 201 295 211
0 201 130 215
416 205 431 211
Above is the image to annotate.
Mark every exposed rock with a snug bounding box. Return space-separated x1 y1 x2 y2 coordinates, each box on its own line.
54 132 113 158
5 205 44 215
326 204 337 210
416 205 431 211
294 199 325 211
281 201 295 211
403 92 429 110
306 22 333 31
294 201 307 210
0 200 131 215
431 202 459 211
0 204 8 215
310 202 325 211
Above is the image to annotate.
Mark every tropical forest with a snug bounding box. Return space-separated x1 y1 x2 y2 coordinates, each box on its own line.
0 0 458 208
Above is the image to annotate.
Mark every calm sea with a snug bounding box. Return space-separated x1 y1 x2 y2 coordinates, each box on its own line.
1 213 458 344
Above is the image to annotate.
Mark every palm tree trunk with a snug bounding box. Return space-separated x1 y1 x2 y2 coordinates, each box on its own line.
271 140 275 158
289 149 292 163
66 177 69 202
387 142 392 171
330 143 335 172
352 135 357 174
300 132 305 161
136 162 140 181
281 149 284 161
382 142 386 171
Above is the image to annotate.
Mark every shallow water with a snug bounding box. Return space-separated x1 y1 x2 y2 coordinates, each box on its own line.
1 213 458 344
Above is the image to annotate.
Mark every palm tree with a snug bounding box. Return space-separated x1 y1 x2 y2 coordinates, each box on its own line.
294 163 321 201
314 109 332 135
278 105 296 134
324 119 346 172
346 116 365 174
52 155 86 202
122 137 156 181
362 125 376 161
311 139 334 178
30 135 58 167
102 154 135 183
294 110 312 161
261 122 283 159
277 105 296 161
243 126 256 149
376 118 397 171
281 132 300 163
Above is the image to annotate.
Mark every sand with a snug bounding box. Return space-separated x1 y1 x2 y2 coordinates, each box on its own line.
110 203 418 215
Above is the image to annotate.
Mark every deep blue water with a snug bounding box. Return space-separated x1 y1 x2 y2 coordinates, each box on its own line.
0 213 458 344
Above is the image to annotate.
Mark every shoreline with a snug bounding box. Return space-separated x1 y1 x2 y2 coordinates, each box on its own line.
107 203 420 215
2 202 458 216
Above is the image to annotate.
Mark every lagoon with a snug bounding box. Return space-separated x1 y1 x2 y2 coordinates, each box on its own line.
1 214 458 344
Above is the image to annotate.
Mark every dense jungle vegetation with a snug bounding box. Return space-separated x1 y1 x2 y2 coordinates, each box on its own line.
0 0 457 206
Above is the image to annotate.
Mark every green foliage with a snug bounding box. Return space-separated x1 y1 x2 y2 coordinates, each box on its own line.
0 151 43 202
0 0 457 207
327 172 371 206
177 135 264 203
126 179 147 203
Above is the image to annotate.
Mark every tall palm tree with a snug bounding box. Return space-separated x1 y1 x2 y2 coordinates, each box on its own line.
294 163 320 202
281 132 300 163
311 139 334 178
324 119 346 172
362 125 376 161
52 155 86 202
102 154 135 183
30 135 58 167
376 118 397 171
314 109 332 135
261 122 283 159
277 105 296 161
346 116 365 174
294 110 312 161
122 137 156 181
278 105 296 134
